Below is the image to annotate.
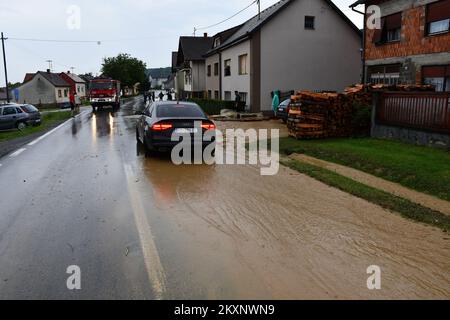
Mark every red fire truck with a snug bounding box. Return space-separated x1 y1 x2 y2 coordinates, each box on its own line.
89 78 121 112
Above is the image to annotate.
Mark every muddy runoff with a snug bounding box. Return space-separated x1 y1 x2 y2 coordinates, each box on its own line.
133 120 450 299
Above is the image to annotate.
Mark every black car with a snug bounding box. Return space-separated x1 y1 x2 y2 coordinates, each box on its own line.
276 99 291 123
136 101 216 154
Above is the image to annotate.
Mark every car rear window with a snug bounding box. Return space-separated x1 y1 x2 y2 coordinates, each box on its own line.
156 104 205 118
22 105 39 113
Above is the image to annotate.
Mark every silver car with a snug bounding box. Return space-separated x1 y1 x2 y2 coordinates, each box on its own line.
0 104 30 130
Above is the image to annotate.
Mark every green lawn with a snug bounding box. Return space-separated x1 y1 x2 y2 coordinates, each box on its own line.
279 137 450 202
0 111 72 142
282 158 450 233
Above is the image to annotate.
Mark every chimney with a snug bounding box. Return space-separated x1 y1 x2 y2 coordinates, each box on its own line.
204 33 208 38
46 69 51 73
67 70 71 74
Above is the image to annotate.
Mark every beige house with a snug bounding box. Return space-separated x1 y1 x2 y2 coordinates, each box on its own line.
13 71 71 107
174 35 213 99
204 0 362 113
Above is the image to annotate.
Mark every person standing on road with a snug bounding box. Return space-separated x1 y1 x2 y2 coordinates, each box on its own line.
167 91 172 101
272 90 280 117
70 91 76 118
159 91 164 101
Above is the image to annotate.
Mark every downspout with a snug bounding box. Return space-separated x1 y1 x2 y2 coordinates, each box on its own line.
352 5 366 84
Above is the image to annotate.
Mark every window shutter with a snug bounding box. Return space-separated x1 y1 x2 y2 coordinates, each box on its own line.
385 13 402 30
427 0 450 23
422 65 446 78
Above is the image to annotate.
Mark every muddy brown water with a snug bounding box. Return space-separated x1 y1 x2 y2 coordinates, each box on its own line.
134 120 450 299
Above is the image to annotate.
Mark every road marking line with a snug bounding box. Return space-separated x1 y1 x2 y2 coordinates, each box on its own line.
9 148 26 157
28 111 89 146
124 164 167 299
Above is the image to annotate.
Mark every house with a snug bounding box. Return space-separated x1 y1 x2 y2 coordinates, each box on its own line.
205 25 243 101
13 70 71 107
204 0 362 113
350 0 450 91
79 73 95 91
174 35 213 99
147 68 171 89
59 71 87 99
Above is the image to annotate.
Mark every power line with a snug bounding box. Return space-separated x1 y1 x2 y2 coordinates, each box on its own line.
195 0 258 32
8 37 101 44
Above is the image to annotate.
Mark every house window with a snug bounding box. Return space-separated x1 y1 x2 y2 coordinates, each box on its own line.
77 86 80 93
426 0 450 35
224 59 231 77
207 65 211 77
305 16 315 30
208 90 212 99
58 90 62 98
239 92 248 103
238 54 248 75
214 37 221 48
368 64 401 85
64 89 68 97
374 12 402 44
214 90 219 100
423 65 450 92
224 91 232 101
214 63 219 76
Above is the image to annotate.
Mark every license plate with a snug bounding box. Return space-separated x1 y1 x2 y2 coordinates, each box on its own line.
98 99 105 102
36 119 41 122
175 128 198 134
278 108 284 112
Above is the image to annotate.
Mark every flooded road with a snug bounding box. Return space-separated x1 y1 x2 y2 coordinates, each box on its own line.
0 97 448 299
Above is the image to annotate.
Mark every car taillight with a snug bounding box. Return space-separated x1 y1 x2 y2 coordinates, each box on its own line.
152 123 173 131
201 123 216 130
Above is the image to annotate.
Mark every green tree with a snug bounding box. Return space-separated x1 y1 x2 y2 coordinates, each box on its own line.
101 53 149 90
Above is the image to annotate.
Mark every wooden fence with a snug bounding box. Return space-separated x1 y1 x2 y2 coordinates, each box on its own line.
377 92 450 133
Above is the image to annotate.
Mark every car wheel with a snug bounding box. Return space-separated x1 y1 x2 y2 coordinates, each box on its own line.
16 122 26 130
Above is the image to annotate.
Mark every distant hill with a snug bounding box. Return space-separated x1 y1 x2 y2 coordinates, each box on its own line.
146 67 171 79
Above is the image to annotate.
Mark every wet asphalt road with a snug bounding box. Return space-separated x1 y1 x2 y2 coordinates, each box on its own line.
0 97 449 300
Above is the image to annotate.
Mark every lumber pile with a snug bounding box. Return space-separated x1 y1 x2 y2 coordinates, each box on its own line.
287 84 435 140
288 91 355 139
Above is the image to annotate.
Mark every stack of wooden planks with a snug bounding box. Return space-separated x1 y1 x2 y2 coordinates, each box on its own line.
287 84 435 140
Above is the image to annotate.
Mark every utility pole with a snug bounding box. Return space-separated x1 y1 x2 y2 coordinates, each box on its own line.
1 32 10 103
193 27 197 37
70 67 75 74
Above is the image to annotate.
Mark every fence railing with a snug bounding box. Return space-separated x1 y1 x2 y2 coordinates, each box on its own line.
377 92 450 133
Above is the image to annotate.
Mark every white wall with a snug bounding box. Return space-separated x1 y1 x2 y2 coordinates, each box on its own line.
191 60 206 92
221 40 251 107
205 54 220 98
259 0 362 110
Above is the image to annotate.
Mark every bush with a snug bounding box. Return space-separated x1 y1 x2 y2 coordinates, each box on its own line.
188 98 246 115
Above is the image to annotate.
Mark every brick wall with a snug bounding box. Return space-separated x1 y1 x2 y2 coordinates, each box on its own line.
365 5 450 60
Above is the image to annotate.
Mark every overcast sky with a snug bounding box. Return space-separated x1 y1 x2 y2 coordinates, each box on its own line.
0 0 363 83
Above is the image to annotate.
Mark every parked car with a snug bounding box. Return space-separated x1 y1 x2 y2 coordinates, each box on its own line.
276 99 291 123
19 104 41 126
0 104 30 130
136 101 216 154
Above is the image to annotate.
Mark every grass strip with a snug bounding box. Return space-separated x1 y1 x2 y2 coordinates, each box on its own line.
0 111 72 142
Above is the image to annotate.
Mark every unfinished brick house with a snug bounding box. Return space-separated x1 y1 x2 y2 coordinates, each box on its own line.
351 0 450 91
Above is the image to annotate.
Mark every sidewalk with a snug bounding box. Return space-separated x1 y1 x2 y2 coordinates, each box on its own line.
289 153 450 216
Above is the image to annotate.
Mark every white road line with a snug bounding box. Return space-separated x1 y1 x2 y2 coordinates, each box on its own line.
9 148 26 157
124 164 167 299
28 111 88 146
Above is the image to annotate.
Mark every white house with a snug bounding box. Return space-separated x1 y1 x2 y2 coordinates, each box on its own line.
204 0 362 113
